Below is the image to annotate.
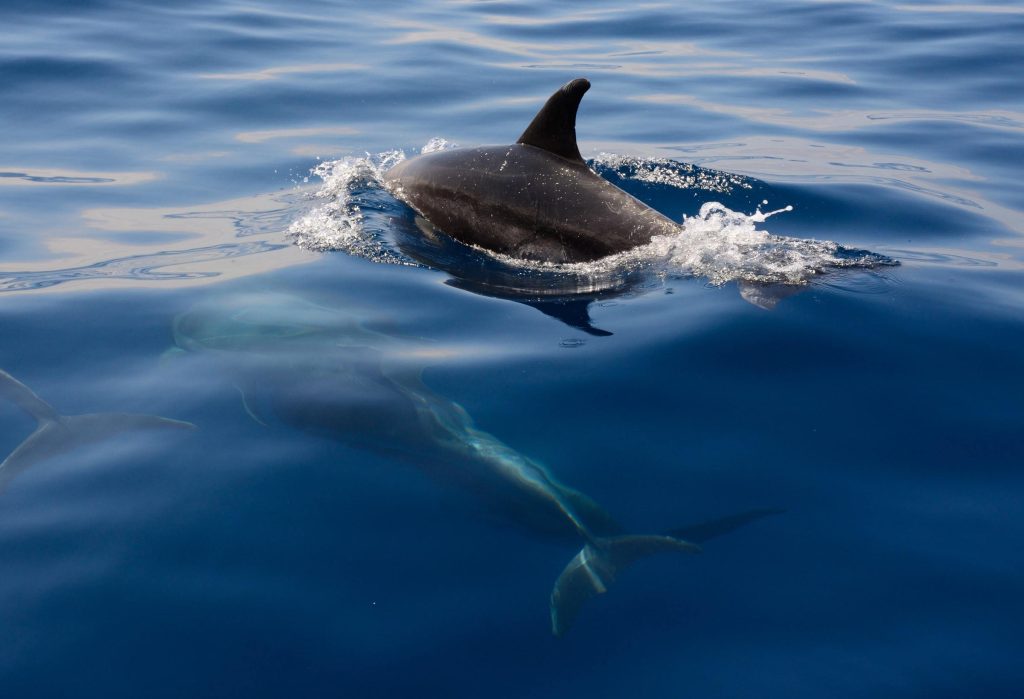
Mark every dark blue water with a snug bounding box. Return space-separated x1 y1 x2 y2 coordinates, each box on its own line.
2 1 1023 697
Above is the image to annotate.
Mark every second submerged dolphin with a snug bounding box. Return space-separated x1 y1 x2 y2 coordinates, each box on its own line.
385 78 680 264
171 292 714 635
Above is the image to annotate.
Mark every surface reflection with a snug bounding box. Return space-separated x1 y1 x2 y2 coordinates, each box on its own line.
234 126 359 144
0 192 315 294
635 93 1024 133
198 62 365 81
0 168 159 187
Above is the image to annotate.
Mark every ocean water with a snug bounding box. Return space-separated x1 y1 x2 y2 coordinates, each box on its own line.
1 1 1023 696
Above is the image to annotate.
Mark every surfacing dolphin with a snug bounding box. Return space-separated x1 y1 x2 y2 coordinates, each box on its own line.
168 292 782 635
0 368 194 492
385 78 682 264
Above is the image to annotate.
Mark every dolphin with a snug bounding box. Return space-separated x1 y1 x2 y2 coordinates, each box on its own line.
170 291 780 635
0 368 194 492
384 78 681 264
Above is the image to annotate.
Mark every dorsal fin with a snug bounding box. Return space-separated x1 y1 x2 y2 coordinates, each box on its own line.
516 78 590 163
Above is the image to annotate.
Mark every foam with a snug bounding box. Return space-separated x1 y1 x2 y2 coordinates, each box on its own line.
590 153 751 194
287 149 409 263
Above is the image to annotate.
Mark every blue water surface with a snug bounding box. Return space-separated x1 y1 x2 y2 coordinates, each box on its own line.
1 1 1023 697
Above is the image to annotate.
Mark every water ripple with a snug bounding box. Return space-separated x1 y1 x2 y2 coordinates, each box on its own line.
0 168 159 187
0 241 287 293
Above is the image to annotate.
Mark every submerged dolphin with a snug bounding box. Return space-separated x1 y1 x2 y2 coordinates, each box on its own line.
385 78 681 264
0 368 194 492
170 292 776 635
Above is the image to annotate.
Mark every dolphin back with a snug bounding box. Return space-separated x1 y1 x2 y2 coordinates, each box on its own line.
386 145 677 263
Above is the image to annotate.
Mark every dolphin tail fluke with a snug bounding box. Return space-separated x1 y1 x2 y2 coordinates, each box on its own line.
1 369 195 492
0 369 59 423
550 534 700 637
1 412 195 492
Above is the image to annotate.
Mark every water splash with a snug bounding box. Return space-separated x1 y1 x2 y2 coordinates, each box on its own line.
287 149 410 262
486 201 892 286
290 141 895 285
658 202 889 285
420 137 460 154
